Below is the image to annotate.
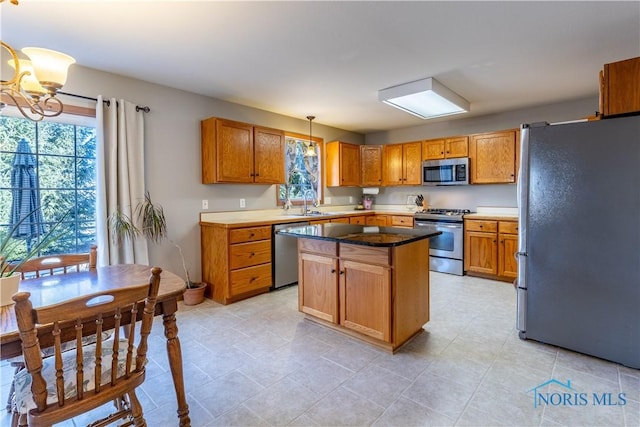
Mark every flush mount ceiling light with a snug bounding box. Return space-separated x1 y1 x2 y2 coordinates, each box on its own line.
378 77 470 120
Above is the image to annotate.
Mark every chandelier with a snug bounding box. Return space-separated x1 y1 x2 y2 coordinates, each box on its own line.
1 2 76 121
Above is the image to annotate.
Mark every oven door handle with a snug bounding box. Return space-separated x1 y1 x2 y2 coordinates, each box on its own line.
435 224 462 229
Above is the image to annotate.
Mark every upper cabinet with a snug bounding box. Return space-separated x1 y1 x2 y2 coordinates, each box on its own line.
422 136 469 160
201 117 285 184
326 141 361 187
600 56 640 118
469 130 519 184
360 145 383 187
383 141 422 186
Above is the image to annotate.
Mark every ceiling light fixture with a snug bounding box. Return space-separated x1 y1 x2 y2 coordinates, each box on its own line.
304 115 317 157
1 40 76 121
378 77 470 120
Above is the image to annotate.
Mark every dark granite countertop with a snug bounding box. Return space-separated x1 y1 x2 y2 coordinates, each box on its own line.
276 223 441 247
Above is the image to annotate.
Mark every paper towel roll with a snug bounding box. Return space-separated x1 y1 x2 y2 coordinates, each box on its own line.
362 187 379 195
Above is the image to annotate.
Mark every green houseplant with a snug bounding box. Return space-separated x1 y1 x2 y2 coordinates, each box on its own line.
1 208 69 305
108 192 206 304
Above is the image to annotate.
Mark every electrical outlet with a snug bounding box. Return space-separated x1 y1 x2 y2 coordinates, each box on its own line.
239 198 246 208
324 197 331 205
202 199 208 210
349 196 354 204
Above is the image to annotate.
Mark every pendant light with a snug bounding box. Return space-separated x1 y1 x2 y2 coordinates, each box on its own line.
304 115 317 157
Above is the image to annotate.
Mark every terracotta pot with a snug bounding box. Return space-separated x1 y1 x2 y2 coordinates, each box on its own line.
183 282 206 306
1 273 21 306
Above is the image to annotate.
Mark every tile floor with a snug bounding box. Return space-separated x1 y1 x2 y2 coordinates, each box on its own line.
1 272 638 426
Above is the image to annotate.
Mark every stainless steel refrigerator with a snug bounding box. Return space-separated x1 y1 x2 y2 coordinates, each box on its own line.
516 115 640 369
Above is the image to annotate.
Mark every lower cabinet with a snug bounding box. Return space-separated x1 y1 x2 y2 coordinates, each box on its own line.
297 237 429 351
299 251 339 323
201 223 272 304
464 218 518 282
340 258 391 342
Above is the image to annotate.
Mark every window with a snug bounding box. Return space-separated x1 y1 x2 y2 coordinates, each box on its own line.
0 111 97 262
278 134 322 206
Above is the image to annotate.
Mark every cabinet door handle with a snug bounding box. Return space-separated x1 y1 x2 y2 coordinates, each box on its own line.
250 252 255 257
250 276 256 282
249 233 255 237
255 173 259 177
339 270 345 275
493 239 497 243
331 269 336 273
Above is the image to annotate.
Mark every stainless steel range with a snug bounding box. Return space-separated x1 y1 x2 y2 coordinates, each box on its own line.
414 208 472 276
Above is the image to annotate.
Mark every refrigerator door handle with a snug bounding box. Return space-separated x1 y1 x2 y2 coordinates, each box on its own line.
517 286 527 336
514 251 527 261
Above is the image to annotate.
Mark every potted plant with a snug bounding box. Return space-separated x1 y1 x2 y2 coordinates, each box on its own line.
0 208 69 306
108 192 206 305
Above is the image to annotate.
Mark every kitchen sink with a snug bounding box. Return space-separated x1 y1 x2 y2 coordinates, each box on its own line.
303 211 332 216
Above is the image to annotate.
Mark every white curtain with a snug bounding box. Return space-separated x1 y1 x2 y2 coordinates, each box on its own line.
95 96 148 266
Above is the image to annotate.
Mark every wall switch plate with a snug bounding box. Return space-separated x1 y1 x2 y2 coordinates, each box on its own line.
240 198 246 208
349 196 354 203
202 199 208 210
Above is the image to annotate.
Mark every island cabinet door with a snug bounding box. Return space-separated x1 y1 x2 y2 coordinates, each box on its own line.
339 259 391 342
298 253 339 323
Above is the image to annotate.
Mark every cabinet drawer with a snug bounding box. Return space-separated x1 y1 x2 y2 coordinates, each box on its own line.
340 243 390 266
230 240 271 269
465 220 497 233
230 225 271 244
349 216 366 225
498 221 518 234
331 217 350 223
390 215 414 227
230 263 272 296
299 238 338 257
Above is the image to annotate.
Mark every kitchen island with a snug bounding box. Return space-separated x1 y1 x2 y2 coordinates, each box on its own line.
277 223 441 352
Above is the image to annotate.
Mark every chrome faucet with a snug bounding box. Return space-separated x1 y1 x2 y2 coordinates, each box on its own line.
302 188 315 215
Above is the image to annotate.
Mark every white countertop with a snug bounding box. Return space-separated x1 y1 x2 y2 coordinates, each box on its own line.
199 204 417 225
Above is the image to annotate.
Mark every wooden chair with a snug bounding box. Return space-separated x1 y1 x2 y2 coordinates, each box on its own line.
12 244 97 279
10 267 162 427
5 244 98 411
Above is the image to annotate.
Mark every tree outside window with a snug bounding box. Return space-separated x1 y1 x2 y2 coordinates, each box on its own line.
0 114 97 262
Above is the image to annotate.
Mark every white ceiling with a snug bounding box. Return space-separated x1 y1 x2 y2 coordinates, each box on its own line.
2 1 639 134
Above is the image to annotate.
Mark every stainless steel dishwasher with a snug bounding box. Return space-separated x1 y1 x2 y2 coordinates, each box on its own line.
272 221 309 289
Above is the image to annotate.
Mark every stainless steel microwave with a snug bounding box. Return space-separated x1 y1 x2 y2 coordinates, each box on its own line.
422 158 469 186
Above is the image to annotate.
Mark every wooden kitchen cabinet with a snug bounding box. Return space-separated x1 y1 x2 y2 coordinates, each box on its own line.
464 218 518 282
201 117 285 184
326 141 361 187
600 56 640 117
349 216 366 225
201 223 273 304
422 136 469 160
390 215 414 228
297 236 430 351
366 215 389 226
360 145 383 186
340 255 391 341
299 248 339 323
498 221 519 279
383 141 422 186
469 130 519 184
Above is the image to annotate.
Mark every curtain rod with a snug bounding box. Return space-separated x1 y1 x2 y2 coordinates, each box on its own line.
58 91 151 113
